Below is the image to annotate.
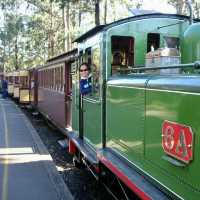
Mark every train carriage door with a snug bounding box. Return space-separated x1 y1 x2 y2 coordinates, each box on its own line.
82 45 102 147
72 58 80 133
65 61 73 129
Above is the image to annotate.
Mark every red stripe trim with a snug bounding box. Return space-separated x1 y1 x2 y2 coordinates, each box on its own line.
68 140 77 154
98 154 151 200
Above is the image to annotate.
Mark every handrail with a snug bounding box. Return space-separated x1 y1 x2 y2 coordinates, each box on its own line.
129 61 200 72
83 97 101 104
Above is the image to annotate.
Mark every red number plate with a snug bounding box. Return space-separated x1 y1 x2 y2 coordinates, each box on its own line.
162 120 194 164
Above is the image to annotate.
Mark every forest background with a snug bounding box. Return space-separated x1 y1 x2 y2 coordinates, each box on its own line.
0 0 199 72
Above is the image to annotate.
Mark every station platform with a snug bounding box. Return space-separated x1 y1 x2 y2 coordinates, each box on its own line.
0 97 74 200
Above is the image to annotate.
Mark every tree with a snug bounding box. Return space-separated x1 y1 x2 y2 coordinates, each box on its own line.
103 0 107 24
194 1 200 18
94 0 100 25
0 0 148 72
168 0 185 14
168 0 200 17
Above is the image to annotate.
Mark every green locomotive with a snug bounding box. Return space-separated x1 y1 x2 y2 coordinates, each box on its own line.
68 12 200 200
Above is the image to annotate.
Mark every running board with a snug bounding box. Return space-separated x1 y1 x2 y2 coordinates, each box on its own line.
98 148 173 200
67 131 98 166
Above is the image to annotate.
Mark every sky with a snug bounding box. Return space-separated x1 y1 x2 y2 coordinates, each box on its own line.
141 0 176 13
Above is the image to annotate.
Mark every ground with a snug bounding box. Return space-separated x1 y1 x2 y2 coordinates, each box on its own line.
22 107 114 200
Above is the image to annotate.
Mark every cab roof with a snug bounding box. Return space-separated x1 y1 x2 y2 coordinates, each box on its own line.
74 13 200 43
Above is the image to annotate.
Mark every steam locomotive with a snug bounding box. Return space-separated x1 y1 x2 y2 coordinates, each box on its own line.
5 11 200 200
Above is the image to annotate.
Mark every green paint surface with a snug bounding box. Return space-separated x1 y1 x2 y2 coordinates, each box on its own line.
83 100 102 147
145 90 200 198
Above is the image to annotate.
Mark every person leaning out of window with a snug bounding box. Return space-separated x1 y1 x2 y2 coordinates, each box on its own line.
79 63 92 95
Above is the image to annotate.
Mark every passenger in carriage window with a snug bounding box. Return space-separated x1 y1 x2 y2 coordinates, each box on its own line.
79 63 92 96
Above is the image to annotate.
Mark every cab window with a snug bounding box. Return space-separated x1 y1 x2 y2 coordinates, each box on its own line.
80 45 101 99
84 48 92 65
91 46 100 97
111 36 134 75
163 36 180 49
147 33 160 52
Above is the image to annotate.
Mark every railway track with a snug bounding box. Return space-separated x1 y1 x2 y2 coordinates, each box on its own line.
22 106 115 200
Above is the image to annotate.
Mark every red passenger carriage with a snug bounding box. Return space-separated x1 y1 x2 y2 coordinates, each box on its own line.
37 49 77 132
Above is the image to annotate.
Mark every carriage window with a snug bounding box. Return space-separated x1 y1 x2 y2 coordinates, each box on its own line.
111 36 134 75
15 76 19 84
43 71 45 87
39 71 42 87
57 68 59 90
48 69 51 89
51 69 54 89
52 69 54 89
43 70 46 88
9 76 13 84
59 66 63 92
53 69 55 89
46 69 49 88
20 76 28 88
48 70 50 89
56 68 58 90
61 66 63 92
147 33 160 52
39 71 41 87
38 72 40 87
45 70 47 88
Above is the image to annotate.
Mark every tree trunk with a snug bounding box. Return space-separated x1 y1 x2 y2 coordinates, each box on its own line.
3 36 6 73
79 10 82 27
195 2 200 18
62 7 68 52
48 1 54 58
15 36 18 70
104 0 107 24
168 0 185 15
65 1 70 51
176 0 185 14
95 0 100 26
62 7 66 51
